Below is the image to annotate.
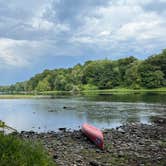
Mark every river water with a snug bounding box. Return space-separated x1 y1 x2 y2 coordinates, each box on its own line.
0 92 166 132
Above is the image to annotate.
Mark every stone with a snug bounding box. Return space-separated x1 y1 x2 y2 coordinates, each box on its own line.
89 161 100 166
59 128 66 132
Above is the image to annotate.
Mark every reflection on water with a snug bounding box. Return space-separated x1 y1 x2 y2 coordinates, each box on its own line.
0 93 166 132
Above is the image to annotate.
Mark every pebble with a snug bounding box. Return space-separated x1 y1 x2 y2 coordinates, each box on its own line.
17 118 166 166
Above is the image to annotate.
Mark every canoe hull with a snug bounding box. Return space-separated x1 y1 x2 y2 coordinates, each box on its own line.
81 123 104 149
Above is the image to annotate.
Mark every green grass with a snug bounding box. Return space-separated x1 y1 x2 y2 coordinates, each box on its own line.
83 87 166 92
81 87 166 94
0 87 166 98
0 134 55 166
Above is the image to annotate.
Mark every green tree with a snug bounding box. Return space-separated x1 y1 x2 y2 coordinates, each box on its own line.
124 61 141 89
53 74 67 91
36 78 51 91
118 56 137 85
82 60 118 89
138 63 165 88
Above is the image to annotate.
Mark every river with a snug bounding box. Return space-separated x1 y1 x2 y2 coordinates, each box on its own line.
0 92 166 132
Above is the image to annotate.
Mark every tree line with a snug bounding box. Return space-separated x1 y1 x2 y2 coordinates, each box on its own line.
0 49 166 92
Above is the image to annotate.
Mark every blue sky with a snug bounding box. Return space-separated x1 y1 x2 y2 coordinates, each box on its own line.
0 0 166 85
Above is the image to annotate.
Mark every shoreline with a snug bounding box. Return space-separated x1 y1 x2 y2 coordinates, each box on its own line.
0 88 166 99
13 117 166 166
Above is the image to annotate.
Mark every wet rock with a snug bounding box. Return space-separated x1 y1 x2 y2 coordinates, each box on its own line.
59 128 66 132
48 110 54 112
63 106 74 110
89 161 100 166
15 117 166 166
151 116 166 125
53 154 58 159
117 128 125 133
118 151 125 157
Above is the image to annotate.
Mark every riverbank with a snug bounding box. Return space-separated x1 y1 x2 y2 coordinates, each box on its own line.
81 87 166 95
0 87 166 99
41 87 166 95
13 116 166 166
0 94 50 99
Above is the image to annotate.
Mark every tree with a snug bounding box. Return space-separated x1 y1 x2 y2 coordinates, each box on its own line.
2 49 166 92
138 63 165 88
53 75 67 91
146 49 166 79
124 61 141 89
118 56 138 85
82 60 118 89
36 79 51 92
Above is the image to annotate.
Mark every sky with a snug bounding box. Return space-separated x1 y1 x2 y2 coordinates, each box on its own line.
0 0 166 85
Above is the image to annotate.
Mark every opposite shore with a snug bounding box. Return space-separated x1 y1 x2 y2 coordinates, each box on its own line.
0 87 166 99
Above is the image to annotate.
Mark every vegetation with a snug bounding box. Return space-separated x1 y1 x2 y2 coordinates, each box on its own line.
0 49 166 93
0 133 55 166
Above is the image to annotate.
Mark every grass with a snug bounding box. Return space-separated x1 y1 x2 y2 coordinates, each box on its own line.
0 87 166 99
43 87 166 94
82 87 166 92
81 87 166 95
0 133 55 166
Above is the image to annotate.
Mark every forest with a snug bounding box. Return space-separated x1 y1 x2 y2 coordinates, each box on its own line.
0 49 166 92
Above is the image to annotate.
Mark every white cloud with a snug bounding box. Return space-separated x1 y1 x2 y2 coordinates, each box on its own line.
29 1 70 32
71 0 166 56
109 0 154 6
31 18 54 31
0 38 44 68
0 0 166 70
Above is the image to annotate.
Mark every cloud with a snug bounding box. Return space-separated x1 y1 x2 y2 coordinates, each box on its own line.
0 0 166 70
70 0 166 57
0 38 43 68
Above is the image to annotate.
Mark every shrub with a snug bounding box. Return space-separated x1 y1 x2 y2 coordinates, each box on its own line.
0 134 55 166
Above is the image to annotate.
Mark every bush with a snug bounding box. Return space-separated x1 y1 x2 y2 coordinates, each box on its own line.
0 134 55 166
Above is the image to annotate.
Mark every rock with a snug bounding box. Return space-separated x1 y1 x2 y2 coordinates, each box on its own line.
117 128 125 133
151 116 166 125
53 154 58 159
118 151 124 157
76 159 83 163
96 149 101 153
16 118 166 166
89 161 100 166
59 128 66 132
63 106 74 110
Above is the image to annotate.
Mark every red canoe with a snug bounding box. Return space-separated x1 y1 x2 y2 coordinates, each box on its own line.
81 123 104 149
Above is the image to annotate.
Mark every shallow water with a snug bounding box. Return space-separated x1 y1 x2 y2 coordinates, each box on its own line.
0 93 166 132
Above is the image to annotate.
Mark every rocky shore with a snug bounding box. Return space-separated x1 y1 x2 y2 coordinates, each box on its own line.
14 117 166 166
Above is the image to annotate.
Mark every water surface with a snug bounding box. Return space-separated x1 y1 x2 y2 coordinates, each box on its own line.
0 93 166 132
